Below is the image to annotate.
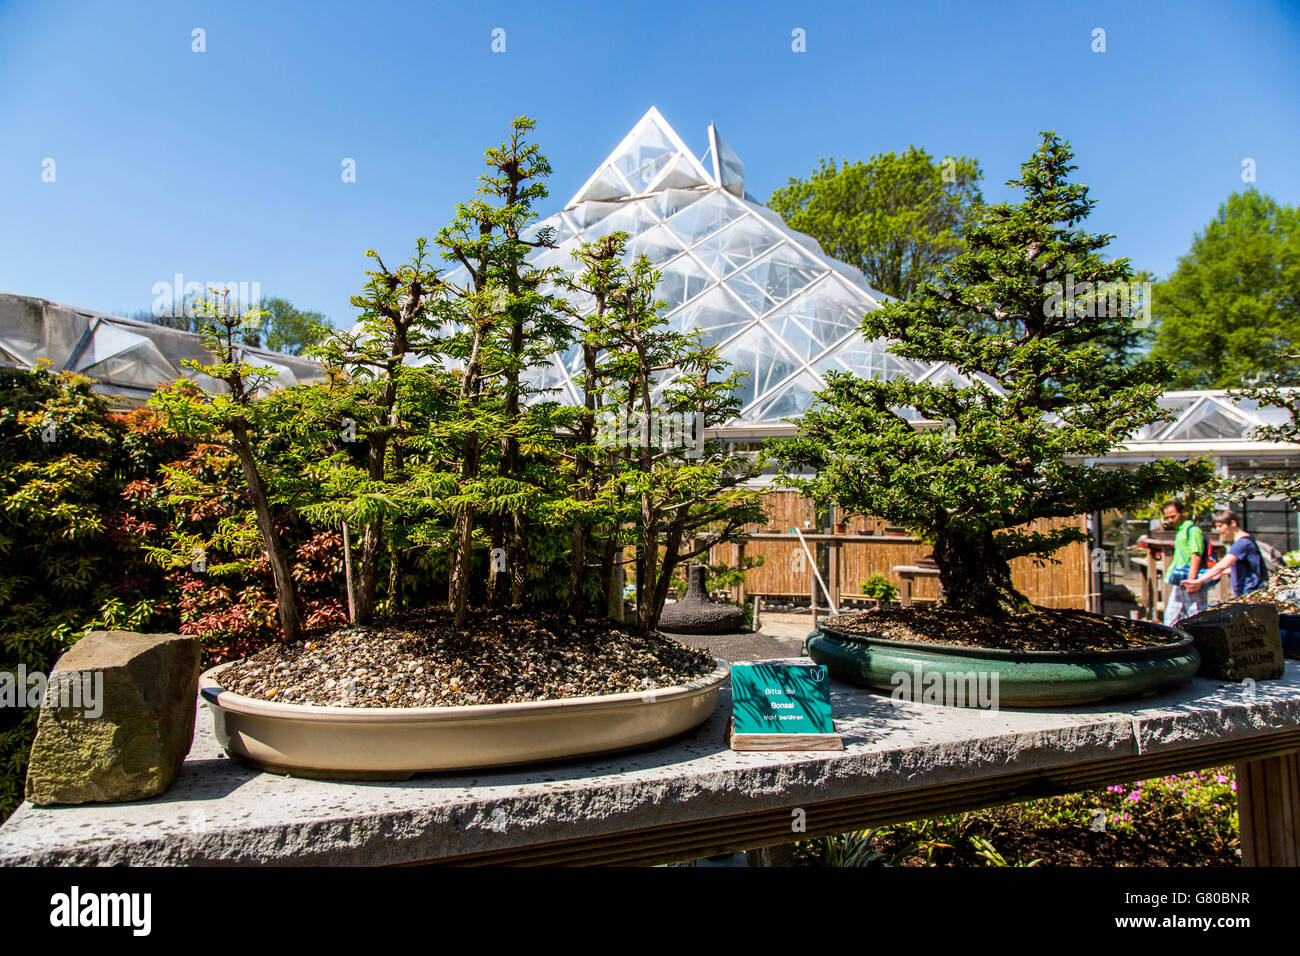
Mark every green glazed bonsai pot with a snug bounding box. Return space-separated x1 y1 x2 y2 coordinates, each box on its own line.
807 615 1200 708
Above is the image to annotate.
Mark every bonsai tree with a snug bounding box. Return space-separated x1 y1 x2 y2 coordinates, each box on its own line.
860 573 899 603
433 116 570 625
584 249 766 636
305 240 446 623
771 132 1215 618
150 291 305 640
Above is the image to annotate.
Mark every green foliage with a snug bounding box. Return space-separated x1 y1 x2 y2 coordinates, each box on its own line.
1150 190 1300 389
258 296 330 355
859 573 899 602
0 367 184 820
803 769 1235 866
1225 367 1300 504
769 131 1215 616
564 237 767 635
149 293 311 640
769 147 982 301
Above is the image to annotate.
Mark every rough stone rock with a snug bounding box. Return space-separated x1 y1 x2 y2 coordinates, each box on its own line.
658 565 745 635
25 631 201 806
1180 604 1285 682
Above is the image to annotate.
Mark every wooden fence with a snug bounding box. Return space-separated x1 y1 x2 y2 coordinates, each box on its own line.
707 490 1095 611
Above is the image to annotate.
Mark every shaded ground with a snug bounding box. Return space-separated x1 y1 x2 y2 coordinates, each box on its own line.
665 629 806 662
796 769 1240 867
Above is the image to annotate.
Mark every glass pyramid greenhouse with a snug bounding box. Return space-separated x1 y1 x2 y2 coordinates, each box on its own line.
440 107 928 425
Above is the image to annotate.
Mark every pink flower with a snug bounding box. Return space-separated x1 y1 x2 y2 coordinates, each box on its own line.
1127 790 1143 803
1231 781 1237 792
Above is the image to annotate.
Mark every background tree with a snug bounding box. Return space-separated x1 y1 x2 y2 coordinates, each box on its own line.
769 147 983 300
1150 190 1300 388
770 132 1215 617
127 292 328 354
258 296 330 355
1226 364 1300 504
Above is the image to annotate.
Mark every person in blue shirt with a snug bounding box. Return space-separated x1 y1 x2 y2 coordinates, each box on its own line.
1185 508 1268 599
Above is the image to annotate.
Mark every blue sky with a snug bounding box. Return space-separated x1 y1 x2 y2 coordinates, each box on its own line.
1 0 1297 326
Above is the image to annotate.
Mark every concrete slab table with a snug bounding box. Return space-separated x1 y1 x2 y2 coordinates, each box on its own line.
3 659 1299 866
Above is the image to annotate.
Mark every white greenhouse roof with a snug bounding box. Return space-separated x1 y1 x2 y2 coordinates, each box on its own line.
441 107 911 424
0 292 322 403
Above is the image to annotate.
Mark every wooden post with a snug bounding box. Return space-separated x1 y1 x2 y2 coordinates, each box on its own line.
1236 752 1300 866
829 537 840 612
734 540 746 606
809 541 819 625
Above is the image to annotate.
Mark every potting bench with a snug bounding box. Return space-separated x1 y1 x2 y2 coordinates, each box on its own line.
2 660 1298 866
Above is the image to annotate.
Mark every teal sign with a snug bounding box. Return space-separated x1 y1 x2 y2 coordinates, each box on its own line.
731 663 833 735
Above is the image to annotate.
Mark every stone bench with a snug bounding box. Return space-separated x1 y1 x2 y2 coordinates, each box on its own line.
2 660 1298 866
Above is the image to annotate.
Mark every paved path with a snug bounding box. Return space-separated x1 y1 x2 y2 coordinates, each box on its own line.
665 629 806 661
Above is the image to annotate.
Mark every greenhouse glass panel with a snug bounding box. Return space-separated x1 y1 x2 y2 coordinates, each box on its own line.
627 224 685 265
1165 397 1255 440
719 323 803 412
766 278 872 360
569 201 624 231
650 153 711 191
609 117 678 188
663 191 746 246
582 201 659 240
573 165 633 204
746 371 824 423
656 254 715 312
653 187 706 220
692 216 782 277
729 243 824 315
671 285 754 347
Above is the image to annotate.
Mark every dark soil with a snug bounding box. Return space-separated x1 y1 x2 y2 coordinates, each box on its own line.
962 822 1238 867
214 608 717 708
866 815 1239 867
821 606 1178 653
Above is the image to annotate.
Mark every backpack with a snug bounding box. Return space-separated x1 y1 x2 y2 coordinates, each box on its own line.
1255 539 1283 575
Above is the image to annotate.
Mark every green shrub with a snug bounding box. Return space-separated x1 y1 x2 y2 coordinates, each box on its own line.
860 573 899 603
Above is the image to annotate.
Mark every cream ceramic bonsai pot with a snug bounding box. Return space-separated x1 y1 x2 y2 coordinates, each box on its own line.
199 658 730 780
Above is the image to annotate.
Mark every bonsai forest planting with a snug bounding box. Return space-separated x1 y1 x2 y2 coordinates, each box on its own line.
135 118 764 774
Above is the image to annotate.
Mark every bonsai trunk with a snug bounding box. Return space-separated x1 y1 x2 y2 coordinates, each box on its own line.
933 529 1029 618
450 437 479 630
229 419 302 642
353 433 387 624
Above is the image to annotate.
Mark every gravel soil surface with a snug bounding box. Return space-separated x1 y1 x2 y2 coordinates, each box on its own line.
214 608 717 708
820 606 1180 653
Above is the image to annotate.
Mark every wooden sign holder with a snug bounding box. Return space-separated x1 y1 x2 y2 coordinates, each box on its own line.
728 717 844 752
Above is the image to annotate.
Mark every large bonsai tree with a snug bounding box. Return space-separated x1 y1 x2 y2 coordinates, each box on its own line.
772 132 1215 617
